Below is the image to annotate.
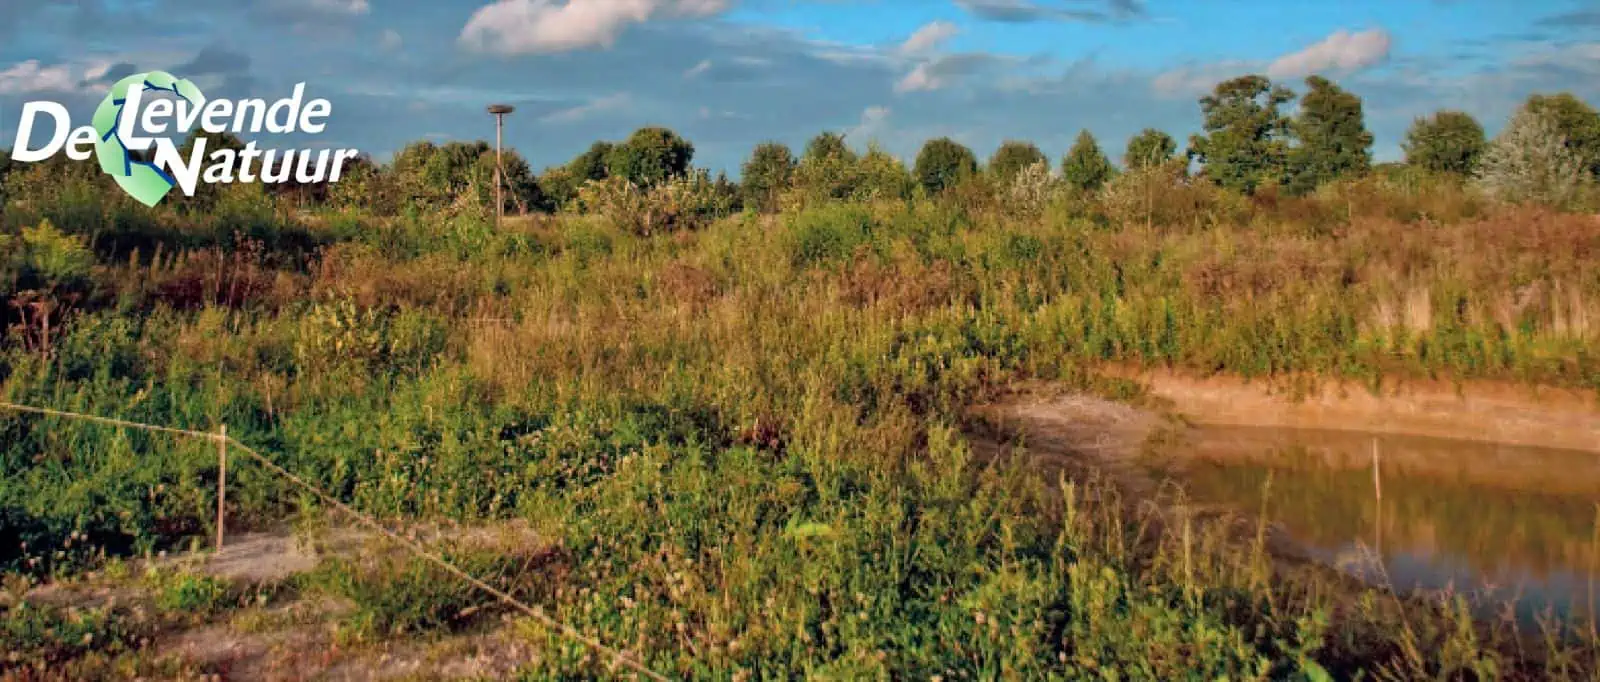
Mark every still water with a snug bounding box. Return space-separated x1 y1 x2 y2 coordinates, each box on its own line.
1168 426 1600 624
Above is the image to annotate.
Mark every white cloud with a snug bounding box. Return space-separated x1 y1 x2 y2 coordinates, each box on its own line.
900 20 959 55
0 59 109 95
309 0 370 14
262 0 371 18
380 29 403 51
1266 29 1393 79
684 59 712 78
1151 59 1256 97
895 53 1005 93
0 61 76 95
460 0 735 56
849 105 892 141
541 92 632 123
1150 29 1392 98
897 63 939 92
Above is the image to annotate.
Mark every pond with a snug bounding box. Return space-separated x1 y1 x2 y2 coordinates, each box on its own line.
1167 426 1600 626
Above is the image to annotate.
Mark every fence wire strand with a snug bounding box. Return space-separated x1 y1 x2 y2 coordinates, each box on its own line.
0 400 670 682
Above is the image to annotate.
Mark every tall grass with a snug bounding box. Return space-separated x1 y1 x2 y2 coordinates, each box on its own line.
2 175 1598 677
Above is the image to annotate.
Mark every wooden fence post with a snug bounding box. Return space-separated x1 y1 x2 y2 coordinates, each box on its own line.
217 424 227 552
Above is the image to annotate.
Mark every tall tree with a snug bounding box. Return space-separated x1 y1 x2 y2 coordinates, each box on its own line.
914 137 978 195
1187 74 1295 194
605 127 694 188
795 131 860 200
1476 104 1589 207
854 143 915 201
741 142 797 212
803 132 856 165
1061 130 1115 192
1286 75 1373 194
988 140 1047 183
1124 128 1177 170
568 141 614 182
471 148 541 214
1402 111 1486 176
1525 93 1600 178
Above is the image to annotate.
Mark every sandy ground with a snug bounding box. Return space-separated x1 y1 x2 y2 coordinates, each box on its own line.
1101 365 1600 453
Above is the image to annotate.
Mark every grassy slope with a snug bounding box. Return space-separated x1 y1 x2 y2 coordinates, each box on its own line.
2 180 1599 678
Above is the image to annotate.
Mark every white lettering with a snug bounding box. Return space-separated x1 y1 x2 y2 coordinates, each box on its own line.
12 102 72 161
117 85 154 151
153 137 205 197
141 97 173 135
202 149 238 184
64 126 98 161
233 99 267 133
300 98 331 134
201 99 233 133
264 83 304 134
330 149 359 181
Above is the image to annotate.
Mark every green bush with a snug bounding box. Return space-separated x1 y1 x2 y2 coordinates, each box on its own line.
787 203 878 267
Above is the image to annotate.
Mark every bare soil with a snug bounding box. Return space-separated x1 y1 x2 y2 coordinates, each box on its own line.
1101 365 1600 453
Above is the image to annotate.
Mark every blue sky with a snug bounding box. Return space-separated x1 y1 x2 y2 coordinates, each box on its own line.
1 0 1597 175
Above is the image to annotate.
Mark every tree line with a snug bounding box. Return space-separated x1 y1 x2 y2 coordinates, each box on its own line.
433 73 1600 216
3 73 1597 219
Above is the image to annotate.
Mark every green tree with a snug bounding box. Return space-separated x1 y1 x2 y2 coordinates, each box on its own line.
741 142 796 212
1187 74 1295 194
605 127 694 188
803 132 856 166
1525 93 1600 177
988 140 1047 183
568 141 614 182
1402 111 1487 176
853 144 915 201
1124 128 1178 170
328 154 396 213
914 137 978 195
794 131 860 201
472 148 542 214
1061 130 1115 192
1285 75 1373 194
536 166 580 212
424 141 492 194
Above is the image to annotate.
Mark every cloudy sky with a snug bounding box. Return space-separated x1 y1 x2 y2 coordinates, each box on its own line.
1 0 1597 175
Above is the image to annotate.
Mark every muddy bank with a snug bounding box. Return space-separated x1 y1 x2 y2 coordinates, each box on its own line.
1101 366 1600 453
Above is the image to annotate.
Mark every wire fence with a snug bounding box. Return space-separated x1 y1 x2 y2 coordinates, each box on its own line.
0 400 669 681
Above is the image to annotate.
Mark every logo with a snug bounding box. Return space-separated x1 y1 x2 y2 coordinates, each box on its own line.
10 70 360 207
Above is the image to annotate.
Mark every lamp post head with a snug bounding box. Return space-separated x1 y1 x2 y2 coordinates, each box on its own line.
487 104 515 115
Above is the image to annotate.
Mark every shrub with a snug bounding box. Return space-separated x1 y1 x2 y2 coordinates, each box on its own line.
1062 129 1116 192
793 132 862 203
914 137 979 195
989 140 1048 183
1124 128 1179 171
741 142 797 212
1475 105 1590 208
1403 110 1487 176
1004 161 1059 218
787 203 877 267
605 127 695 189
576 171 732 236
852 144 916 202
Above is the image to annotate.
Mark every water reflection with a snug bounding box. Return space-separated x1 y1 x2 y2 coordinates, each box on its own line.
1170 426 1600 624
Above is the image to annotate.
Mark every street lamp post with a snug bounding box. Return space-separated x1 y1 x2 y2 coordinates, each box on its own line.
487 104 515 230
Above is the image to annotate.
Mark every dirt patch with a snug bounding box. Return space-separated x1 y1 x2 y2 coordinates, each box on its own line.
1101 366 1600 453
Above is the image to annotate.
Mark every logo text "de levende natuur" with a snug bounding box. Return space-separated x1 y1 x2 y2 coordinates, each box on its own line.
9 71 360 206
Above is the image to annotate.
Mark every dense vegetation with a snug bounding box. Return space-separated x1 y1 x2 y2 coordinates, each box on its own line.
1 73 1598 678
